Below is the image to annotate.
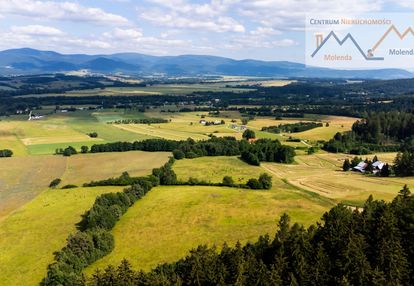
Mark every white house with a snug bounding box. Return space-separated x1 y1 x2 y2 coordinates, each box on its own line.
353 162 368 173
353 161 385 174
372 161 385 174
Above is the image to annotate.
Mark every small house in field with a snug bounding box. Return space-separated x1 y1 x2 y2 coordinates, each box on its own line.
372 161 385 174
199 120 206 125
353 161 385 174
353 162 368 173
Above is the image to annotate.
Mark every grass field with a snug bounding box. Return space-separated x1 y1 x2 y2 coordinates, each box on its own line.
0 186 124 286
174 156 268 184
0 109 359 156
0 106 407 285
0 109 155 155
263 152 412 206
0 151 170 220
246 115 358 142
19 83 256 97
86 185 329 275
60 151 170 186
0 155 66 219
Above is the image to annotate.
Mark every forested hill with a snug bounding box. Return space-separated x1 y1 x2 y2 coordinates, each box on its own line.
0 48 412 79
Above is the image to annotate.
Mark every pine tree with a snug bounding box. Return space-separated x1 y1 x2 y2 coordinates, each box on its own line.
116 259 135 285
342 159 351 171
380 163 390 177
399 184 411 198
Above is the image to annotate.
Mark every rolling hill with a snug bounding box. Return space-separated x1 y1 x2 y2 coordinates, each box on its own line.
0 48 412 79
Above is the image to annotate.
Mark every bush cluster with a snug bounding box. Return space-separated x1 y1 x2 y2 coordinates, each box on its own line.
0 149 13 157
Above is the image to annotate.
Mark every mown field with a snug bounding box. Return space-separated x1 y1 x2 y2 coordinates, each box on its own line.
0 186 124 286
0 151 170 220
263 152 412 206
86 185 329 275
0 109 155 155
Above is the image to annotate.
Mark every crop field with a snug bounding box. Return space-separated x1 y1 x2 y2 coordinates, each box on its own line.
0 151 170 220
86 185 329 275
0 186 124 286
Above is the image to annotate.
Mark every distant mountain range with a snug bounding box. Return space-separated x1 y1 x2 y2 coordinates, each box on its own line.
0 48 412 79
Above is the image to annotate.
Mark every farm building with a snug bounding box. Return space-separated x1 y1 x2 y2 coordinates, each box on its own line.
372 161 385 174
353 161 385 173
353 162 368 173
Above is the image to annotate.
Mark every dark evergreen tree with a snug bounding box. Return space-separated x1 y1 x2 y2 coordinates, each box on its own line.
342 159 351 171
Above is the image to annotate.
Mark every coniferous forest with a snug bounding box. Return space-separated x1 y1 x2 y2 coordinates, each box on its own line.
86 187 414 286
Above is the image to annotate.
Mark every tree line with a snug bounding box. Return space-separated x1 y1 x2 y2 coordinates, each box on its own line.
262 122 323 134
324 112 414 155
83 168 273 191
108 118 169 124
41 159 175 285
87 187 414 286
59 137 296 166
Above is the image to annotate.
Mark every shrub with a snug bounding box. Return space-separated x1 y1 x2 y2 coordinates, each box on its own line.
63 146 77 157
0 149 13 157
61 184 78 189
246 178 262 189
258 173 272 190
81 145 89 153
173 149 185 160
222 176 234 187
49 178 62 188
242 129 256 140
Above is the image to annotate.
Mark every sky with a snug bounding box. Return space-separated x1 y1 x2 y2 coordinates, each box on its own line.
0 0 413 62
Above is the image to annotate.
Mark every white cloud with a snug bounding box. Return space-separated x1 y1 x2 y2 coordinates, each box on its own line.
105 28 143 40
392 0 414 9
250 27 281 36
272 39 297 47
0 0 129 25
226 34 298 50
139 9 245 33
11 25 64 36
144 0 230 16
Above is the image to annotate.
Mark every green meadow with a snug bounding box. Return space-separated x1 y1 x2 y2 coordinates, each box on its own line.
0 186 124 286
86 185 329 275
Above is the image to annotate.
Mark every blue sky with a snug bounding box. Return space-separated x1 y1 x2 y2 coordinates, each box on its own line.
0 0 413 62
